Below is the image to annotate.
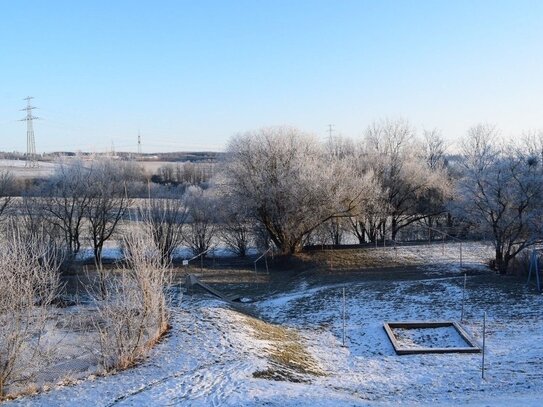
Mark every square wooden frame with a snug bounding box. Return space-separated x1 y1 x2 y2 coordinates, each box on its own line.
383 321 481 355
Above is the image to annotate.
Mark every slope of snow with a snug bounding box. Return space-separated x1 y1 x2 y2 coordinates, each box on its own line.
6 244 543 406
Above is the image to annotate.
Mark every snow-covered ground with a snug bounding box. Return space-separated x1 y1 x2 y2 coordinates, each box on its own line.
0 159 57 178
391 326 470 349
5 245 543 406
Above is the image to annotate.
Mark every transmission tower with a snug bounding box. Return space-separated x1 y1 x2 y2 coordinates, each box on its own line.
327 124 334 143
137 130 142 155
20 96 39 167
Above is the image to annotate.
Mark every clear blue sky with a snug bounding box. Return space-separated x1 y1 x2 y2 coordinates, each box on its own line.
1 0 542 153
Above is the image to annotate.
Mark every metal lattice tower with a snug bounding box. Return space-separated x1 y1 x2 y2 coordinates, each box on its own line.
137 130 142 155
20 96 39 167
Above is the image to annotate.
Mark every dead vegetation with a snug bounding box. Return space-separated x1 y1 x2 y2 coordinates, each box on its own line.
90 225 172 371
307 248 412 269
240 314 325 383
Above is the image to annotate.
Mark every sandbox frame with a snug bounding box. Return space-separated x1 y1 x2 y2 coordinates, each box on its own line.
383 321 481 355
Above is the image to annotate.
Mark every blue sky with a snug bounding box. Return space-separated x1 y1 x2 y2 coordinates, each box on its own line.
1 0 542 153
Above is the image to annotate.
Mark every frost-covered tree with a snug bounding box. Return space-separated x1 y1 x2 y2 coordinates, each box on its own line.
222 127 359 254
86 160 138 269
423 128 447 170
454 124 543 274
216 194 252 257
139 190 187 265
41 160 92 260
363 119 451 240
348 168 389 243
184 185 218 257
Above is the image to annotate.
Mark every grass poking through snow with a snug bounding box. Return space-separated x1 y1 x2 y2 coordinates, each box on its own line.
239 314 325 383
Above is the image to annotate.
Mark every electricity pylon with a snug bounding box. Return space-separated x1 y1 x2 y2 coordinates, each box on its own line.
20 96 39 167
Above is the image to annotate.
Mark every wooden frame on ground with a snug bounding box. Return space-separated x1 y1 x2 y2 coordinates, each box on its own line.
383 321 481 355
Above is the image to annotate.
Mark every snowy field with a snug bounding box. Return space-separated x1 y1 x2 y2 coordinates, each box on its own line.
0 159 57 178
5 244 543 406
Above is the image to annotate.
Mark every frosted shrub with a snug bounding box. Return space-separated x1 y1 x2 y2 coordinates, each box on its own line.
0 231 60 397
93 225 171 371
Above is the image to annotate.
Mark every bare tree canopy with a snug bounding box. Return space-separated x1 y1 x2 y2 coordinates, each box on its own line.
40 160 92 260
216 193 253 257
139 190 187 265
453 124 543 274
86 159 138 268
183 185 218 257
362 118 451 240
222 126 359 254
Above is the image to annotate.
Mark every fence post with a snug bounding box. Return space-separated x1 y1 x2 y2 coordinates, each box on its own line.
461 273 467 321
342 287 346 346
482 311 486 379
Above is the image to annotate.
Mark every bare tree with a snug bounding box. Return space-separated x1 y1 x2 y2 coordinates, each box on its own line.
348 168 388 243
183 185 218 257
41 160 92 261
20 195 67 268
223 127 359 254
217 195 252 257
423 128 447 170
86 160 135 269
454 124 543 274
363 118 450 240
139 190 187 265
0 227 61 397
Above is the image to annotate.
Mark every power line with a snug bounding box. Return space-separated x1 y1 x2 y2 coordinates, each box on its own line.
19 96 39 167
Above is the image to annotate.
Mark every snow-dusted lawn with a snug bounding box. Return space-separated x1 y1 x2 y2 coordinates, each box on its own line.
253 271 543 406
5 245 543 406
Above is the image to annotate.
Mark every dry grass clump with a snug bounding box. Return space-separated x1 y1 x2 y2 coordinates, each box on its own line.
241 314 324 382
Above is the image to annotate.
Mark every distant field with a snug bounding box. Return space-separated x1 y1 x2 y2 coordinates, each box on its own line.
0 159 58 178
137 160 193 174
0 158 199 179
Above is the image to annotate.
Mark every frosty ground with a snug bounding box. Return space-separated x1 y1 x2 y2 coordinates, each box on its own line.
6 243 543 406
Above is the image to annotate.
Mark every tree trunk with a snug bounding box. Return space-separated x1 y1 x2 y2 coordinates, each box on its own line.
495 248 509 275
356 224 366 244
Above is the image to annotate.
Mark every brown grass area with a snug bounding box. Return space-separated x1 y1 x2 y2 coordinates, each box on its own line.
239 314 325 383
306 247 418 270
